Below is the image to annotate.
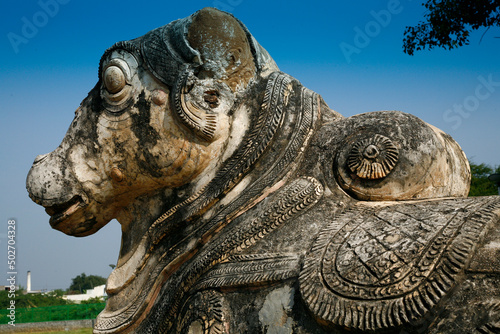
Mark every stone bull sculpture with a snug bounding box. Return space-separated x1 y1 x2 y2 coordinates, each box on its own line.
26 7 500 334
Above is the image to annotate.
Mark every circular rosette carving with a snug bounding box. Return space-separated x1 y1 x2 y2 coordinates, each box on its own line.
347 134 398 179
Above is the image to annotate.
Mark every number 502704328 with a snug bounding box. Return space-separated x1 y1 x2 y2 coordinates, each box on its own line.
7 219 16 271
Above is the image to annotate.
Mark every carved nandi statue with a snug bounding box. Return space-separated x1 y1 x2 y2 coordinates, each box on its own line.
27 7 500 334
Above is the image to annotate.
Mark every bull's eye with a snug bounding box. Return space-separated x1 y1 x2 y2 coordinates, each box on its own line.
104 66 126 93
100 52 137 113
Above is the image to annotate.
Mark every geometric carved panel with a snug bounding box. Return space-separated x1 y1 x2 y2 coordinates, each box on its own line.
300 198 500 331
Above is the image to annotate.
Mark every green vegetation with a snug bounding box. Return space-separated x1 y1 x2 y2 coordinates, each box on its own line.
469 161 500 196
0 273 108 325
403 0 500 55
0 288 70 309
0 303 105 324
81 296 106 304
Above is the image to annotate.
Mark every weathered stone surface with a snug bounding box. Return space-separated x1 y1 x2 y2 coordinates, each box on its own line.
26 7 500 334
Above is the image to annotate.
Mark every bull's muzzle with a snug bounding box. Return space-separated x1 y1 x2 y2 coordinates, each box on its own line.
26 150 88 232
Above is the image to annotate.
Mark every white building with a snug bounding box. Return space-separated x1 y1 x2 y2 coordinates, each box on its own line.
63 284 106 303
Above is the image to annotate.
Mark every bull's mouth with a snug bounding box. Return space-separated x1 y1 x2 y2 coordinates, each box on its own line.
45 195 86 228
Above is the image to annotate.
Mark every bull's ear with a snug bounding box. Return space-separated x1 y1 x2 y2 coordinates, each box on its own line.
171 68 218 141
169 7 258 142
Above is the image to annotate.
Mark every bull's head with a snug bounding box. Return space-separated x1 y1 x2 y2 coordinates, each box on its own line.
26 8 275 259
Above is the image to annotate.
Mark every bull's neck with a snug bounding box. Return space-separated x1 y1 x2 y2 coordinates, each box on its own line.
114 92 254 265
115 189 174 264
114 72 293 268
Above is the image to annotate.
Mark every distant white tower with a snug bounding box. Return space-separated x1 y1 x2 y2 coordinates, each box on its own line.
27 271 31 293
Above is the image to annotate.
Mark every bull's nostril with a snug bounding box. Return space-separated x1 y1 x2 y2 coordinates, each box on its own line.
33 153 49 164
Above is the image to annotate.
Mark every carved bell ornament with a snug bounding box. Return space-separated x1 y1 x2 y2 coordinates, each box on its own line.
333 111 470 201
347 134 399 179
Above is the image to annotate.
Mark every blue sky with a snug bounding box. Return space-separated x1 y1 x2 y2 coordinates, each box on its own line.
1 0 499 291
